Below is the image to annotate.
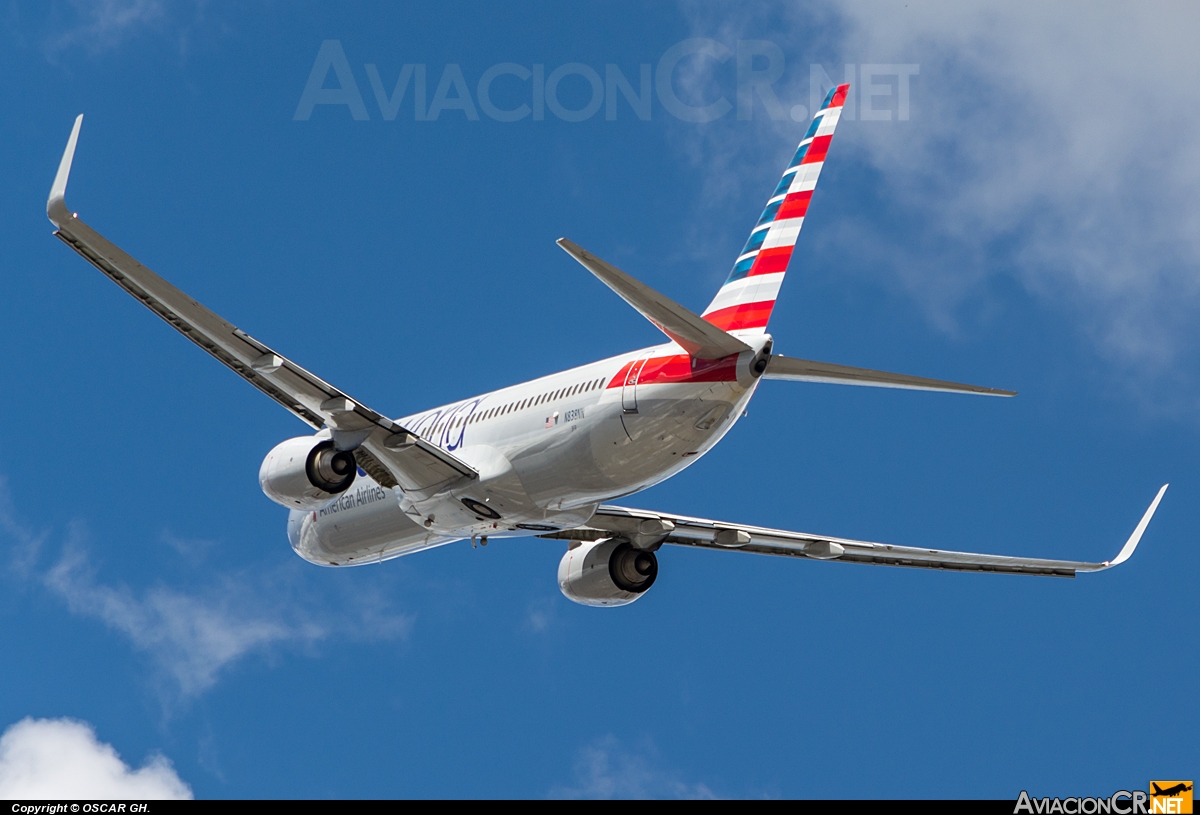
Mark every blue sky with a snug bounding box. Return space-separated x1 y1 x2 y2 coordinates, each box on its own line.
1 1 1196 799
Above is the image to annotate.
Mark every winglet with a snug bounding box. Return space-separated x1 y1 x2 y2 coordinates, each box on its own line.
1102 483 1168 569
48 114 83 227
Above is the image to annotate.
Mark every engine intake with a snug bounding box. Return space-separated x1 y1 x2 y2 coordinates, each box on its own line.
558 539 658 607
260 436 358 510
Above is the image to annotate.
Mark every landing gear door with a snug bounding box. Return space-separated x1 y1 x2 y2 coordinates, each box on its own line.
621 352 652 414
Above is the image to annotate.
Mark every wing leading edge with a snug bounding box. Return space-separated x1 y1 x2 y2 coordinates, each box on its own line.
542 485 1168 577
47 115 475 500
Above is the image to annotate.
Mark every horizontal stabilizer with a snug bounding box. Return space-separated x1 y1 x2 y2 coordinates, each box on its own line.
557 238 751 360
763 354 1016 397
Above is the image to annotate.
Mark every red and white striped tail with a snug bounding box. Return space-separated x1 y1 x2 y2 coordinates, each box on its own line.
702 84 849 336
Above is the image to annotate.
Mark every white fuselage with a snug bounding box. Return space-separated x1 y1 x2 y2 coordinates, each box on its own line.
289 336 770 566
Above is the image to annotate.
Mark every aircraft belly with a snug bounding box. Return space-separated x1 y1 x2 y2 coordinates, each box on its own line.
504 385 734 511
293 479 454 566
507 405 622 509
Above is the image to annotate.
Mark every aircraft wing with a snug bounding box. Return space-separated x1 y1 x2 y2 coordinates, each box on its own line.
47 115 475 500
548 485 1167 577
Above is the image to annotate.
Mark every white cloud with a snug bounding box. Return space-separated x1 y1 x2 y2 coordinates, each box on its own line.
677 2 1200 388
0 479 45 579
0 485 414 700
159 529 216 563
40 0 222 62
548 735 717 799
832 2 1200 365
0 717 191 800
523 597 559 633
44 546 325 698
46 0 166 56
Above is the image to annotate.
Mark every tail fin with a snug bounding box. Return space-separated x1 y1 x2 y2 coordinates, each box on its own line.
702 84 849 335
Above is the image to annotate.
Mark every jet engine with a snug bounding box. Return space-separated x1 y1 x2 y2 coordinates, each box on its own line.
259 436 357 510
557 538 658 607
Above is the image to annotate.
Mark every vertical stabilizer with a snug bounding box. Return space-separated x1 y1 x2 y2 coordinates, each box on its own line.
702 84 849 335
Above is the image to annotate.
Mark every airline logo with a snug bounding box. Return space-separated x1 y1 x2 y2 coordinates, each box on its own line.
701 83 849 335
1150 782 1193 814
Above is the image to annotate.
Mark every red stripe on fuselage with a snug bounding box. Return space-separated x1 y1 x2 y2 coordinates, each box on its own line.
703 300 775 332
605 353 739 388
607 360 635 389
640 353 738 385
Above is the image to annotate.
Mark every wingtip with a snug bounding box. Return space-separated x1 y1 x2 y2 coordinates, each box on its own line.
557 238 591 262
48 114 84 226
1104 483 1168 568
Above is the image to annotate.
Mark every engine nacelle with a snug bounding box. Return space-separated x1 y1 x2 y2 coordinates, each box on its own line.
557 538 658 607
259 436 357 510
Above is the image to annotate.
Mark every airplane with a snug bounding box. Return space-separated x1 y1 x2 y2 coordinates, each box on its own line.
45 84 1168 607
1152 784 1192 798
